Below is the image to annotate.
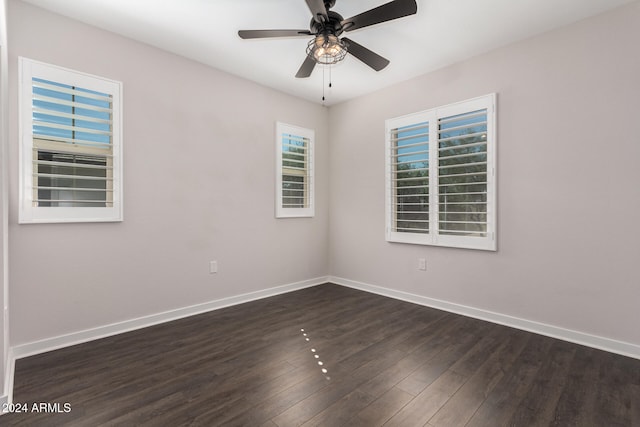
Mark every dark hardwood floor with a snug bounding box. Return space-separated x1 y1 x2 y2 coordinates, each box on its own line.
2 283 639 426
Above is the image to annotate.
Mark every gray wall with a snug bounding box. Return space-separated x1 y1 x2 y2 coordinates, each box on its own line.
7 0 330 346
5 0 640 355
328 2 640 346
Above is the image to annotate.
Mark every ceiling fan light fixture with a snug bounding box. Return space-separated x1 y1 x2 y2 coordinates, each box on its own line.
239 0 418 78
306 34 347 65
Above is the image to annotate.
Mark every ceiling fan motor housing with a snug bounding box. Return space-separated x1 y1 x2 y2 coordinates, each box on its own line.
310 10 345 36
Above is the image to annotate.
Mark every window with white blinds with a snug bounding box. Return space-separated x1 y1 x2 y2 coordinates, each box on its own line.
276 122 314 218
385 94 496 250
19 58 123 223
391 121 430 234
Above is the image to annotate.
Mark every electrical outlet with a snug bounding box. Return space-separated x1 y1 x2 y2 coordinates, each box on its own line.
209 260 218 274
418 258 426 271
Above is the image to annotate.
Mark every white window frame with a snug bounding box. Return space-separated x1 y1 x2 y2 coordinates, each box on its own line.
275 122 314 218
19 57 123 223
385 94 497 251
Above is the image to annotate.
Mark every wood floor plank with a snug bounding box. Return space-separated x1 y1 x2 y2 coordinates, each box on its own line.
383 369 468 427
357 351 431 399
394 320 486 396
631 384 640 427
546 346 600 426
349 386 413 426
465 333 553 427
3 283 639 427
447 323 506 377
270 372 370 426
590 348 635 427
222 374 330 426
349 348 408 381
428 328 530 426
299 389 376 427
506 340 577 426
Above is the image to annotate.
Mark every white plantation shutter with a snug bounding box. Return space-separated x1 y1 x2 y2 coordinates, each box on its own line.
438 110 489 236
390 121 430 234
20 58 123 223
386 94 496 250
276 122 314 218
32 78 114 207
281 133 309 208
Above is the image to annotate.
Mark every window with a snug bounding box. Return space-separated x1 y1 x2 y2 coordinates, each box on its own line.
385 94 496 250
276 122 314 218
19 57 122 223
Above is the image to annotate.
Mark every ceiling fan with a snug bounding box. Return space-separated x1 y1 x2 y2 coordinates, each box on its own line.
238 0 418 78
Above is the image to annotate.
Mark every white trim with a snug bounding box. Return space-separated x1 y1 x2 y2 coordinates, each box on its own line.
2 348 13 408
0 395 7 415
18 57 123 224
10 276 328 361
1 0 10 407
385 93 497 251
329 276 640 360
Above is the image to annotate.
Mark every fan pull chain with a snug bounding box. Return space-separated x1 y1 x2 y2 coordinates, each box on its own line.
322 65 333 104
322 65 325 103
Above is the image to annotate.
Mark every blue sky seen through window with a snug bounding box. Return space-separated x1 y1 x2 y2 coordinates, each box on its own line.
32 77 112 145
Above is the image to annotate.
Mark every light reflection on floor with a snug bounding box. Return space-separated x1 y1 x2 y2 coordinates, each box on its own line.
300 328 330 380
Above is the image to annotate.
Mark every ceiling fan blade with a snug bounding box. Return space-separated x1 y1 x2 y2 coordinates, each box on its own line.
342 38 389 71
305 0 329 23
341 0 417 32
295 55 316 78
238 29 312 39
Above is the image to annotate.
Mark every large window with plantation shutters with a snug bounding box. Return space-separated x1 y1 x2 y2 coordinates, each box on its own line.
276 122 314 218
385 94 496 250
19 58 122 223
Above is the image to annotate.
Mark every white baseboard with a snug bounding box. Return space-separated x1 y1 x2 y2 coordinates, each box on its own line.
329 276 640 360
6 274 639 406
2 348 14 408
11 276 329 361
0 394 7 413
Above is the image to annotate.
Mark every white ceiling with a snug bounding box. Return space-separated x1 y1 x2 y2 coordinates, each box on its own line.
22 0 634 105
